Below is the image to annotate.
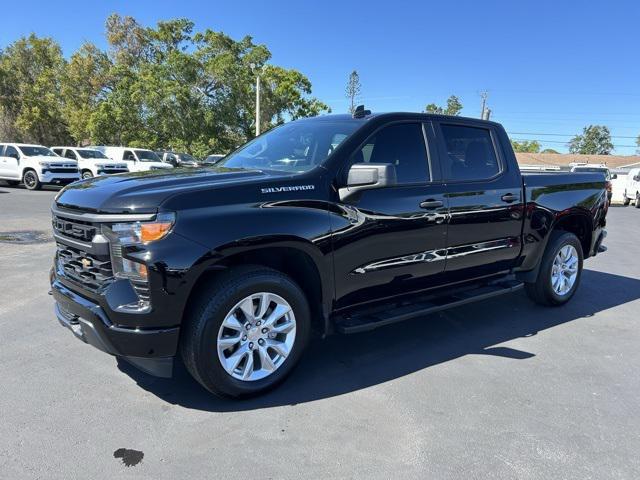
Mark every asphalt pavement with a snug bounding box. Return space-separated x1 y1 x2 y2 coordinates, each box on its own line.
1 183 639 479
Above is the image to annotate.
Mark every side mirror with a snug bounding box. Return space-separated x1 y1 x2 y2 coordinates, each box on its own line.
611 173 617 179
634 175 640 182
339 163 397 201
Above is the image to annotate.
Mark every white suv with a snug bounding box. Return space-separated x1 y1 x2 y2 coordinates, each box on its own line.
0 143 80 190
51 147 129 179
90 146 173 172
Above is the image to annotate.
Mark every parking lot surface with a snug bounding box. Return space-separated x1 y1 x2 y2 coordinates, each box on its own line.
1 184 639 479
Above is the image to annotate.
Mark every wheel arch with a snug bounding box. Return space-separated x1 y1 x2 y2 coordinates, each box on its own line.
184 238 332 336
552 210 593 257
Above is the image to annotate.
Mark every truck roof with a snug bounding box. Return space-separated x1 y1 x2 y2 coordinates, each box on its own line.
300 112 501 127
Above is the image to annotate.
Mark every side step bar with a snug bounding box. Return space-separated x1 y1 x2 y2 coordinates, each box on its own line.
335 281 524 334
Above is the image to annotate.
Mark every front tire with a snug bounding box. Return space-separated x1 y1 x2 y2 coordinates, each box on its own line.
525 231 583 306
180 266 311 398
623 191 630 206
635 192 640 208
82 170 94 180
22 169 41 190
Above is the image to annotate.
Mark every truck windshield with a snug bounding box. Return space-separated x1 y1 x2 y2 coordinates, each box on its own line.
77 149 109 160
217 120 359 173
18 146 57 157
135 150 162 162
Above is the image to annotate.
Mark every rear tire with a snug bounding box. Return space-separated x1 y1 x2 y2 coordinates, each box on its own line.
525 231 583 306
22 169 41 190
623 191 630 206
180 266 311 398
635 192 640 208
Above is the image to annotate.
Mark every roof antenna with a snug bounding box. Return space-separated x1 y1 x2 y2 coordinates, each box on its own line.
352 104 371 119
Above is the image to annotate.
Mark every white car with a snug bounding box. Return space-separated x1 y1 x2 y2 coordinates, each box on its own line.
0 143 80 190
51 147 129 179
89 146 173 172
622 167 640 207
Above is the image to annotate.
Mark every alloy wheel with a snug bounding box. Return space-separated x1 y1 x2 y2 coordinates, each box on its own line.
551 245 578 296
216 292 296 381
24 172 37 189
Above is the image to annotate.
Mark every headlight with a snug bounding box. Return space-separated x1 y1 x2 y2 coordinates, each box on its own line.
101 212 175 312
107 212 175 245
39 161 51 168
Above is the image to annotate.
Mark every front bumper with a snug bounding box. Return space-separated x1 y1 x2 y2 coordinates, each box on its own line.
40 171 80 185
51 277 178 377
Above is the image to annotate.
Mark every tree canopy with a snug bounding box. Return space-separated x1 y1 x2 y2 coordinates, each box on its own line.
425 95 463 116
511 140 541 153
0 14 329 157
345 70 361 114
568 125 613 155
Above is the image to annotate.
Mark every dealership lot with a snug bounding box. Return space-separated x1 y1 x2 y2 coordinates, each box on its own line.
1 185 639 479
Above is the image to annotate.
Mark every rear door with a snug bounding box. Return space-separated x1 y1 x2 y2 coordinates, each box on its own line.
332 121 449 309
434 121 524 282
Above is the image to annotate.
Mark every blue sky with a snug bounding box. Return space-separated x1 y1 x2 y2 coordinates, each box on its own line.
2 0 639 154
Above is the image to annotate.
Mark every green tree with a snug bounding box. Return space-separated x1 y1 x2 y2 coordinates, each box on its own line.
0 34 71 145
541 148 560 154
511 140 541 153
345 70 361 114
0 15 330 157
425 95 462 116
569 125 613 155
61 43 111 144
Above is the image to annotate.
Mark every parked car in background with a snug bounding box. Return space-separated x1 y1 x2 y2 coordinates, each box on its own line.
0 143 79 190
89 146 173 173
201 154 225 166
51 147 129 179
156 151 199 167
570 164 615 201
622 167 640 207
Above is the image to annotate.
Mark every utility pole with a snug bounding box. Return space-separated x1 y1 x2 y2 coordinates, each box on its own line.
479 90 488 119
255 74 261 137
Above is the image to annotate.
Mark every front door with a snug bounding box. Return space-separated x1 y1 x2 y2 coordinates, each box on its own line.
331 122 449 310
0 145 21 178
434 121 524 283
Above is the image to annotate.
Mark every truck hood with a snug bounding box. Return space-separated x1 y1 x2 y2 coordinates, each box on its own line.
140 162 173 170
55 167 277 213
36 156 78 167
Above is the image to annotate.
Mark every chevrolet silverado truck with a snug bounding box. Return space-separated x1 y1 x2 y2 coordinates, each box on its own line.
1 143 80 190
50 110 608 398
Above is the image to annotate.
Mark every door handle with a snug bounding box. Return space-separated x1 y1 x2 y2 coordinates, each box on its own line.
419 199 444 209
501 193 518 203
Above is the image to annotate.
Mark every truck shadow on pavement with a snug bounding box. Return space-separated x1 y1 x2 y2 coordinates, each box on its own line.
118 269 640 411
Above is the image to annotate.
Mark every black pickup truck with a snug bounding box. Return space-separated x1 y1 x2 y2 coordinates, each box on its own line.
50 110 608 398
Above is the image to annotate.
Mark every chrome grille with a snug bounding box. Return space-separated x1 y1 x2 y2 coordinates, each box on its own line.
56 243 113 291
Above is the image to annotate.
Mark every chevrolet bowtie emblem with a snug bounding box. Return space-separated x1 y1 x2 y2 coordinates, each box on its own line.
81 258 92 268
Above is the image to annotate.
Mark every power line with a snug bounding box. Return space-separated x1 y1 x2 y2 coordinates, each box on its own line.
508 131 638 139
510 137 638 148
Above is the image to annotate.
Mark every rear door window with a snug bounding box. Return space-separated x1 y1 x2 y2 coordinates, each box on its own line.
440 124 501 181
123 150 136 161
